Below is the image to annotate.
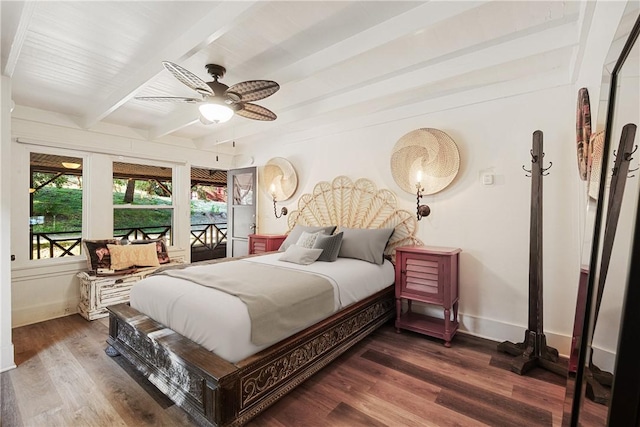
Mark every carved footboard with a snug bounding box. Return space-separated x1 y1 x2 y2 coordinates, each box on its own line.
107 286 394 426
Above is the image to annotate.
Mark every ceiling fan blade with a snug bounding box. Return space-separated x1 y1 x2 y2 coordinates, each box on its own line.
236 103 277 121
134 96 201 103
162 61 213 95
226 80 279 102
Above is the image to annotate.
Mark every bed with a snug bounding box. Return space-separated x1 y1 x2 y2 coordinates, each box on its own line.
106 176 422 426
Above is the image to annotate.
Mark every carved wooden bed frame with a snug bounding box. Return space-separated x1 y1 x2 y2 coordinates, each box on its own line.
106 176 422 426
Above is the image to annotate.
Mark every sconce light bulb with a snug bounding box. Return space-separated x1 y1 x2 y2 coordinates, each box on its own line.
416 170 422 184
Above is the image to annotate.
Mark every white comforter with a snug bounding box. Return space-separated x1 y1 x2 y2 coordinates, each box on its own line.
130 253 394 363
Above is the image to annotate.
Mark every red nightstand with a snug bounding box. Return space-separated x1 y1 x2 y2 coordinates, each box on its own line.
248 234 287 254
395 245 461 347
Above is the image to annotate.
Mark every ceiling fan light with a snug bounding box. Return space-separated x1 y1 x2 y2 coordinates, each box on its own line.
199 102 234 124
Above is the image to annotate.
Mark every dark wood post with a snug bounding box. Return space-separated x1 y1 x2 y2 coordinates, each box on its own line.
497 131 564 376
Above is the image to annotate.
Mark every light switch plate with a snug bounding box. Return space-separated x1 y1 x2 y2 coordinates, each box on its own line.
482 174 494 185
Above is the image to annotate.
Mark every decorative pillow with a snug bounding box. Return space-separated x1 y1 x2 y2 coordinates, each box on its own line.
82 239 120 271
296 231 322 249
337 227 394 265
107 243 160 271
279 244 323 265
279 225 337 251
131 238 170 264
313 232 344 262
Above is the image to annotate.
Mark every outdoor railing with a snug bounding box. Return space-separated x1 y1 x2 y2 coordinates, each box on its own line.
30 222 227 260
190 223 227 252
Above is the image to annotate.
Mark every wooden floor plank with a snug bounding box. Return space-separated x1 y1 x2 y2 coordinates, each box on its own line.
0 370 23 427
362 348 554 426
436 389 551 427
2 316 607 426
326 402 387 427
365 371 487 427
7 322 66 423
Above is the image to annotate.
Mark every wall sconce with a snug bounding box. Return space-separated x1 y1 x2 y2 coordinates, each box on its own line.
415 171 431 221
270 184 288 219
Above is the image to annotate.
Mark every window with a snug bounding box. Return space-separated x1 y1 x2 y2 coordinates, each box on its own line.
30 152 84 259
113 161 173 245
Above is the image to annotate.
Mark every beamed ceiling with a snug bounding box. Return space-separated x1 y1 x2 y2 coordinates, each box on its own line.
1 1 632 153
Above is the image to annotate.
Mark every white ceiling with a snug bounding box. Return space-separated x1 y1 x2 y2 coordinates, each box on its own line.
0 1 618 152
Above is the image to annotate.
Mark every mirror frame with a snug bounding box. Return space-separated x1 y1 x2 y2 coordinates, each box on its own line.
569 13 640 427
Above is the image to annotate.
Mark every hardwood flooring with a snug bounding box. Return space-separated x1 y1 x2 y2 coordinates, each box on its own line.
1 315 607 426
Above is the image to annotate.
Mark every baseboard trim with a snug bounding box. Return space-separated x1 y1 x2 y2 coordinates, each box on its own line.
1 343 16 372
12 300 79 328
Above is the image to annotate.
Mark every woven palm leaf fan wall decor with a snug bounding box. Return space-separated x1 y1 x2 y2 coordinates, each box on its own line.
136 61 279 124
261 157 298 201
390 128 461 195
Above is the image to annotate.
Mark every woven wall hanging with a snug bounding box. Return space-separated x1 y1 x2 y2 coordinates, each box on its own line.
576 87 592 181
391 128 460 195
261 157 298 201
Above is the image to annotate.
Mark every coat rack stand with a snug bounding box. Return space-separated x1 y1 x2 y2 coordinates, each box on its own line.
585 123 637 404
497 131 565 376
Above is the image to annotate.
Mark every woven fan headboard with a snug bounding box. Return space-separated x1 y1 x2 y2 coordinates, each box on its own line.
287 176 423 258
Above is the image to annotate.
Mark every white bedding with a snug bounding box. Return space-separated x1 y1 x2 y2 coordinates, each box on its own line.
129 253 394 363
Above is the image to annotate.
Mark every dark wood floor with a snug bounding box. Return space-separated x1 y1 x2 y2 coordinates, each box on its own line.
1 314 607 426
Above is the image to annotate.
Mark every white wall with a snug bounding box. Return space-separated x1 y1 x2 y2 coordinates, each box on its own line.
252 84 593 357
1 76 16 371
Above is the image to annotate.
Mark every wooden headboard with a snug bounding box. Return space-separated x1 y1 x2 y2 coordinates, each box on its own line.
287 176 423 258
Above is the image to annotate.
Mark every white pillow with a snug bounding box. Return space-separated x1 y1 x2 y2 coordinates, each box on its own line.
279 244 323 265
296 231 322 248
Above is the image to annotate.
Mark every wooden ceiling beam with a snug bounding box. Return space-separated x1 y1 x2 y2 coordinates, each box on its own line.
1 1 36 77
80 1 260 130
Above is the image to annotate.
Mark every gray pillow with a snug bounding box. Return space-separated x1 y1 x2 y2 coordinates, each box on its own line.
312 232 343 262
337 227 394 265
279 244 323 265
279 225 337 251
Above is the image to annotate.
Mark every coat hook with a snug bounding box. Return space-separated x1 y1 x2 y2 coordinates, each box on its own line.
542 161 553 176
522 165 532 177
624 145 638 161
530 149 538 163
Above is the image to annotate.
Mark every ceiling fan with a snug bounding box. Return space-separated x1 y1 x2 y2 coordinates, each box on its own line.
135 61 279 124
